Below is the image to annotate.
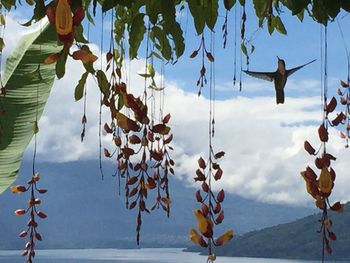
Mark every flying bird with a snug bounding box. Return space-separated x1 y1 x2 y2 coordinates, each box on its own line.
243 57 316 104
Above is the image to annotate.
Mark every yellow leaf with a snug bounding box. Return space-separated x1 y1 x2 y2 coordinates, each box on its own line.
318 167 332 194
215 229 234 246
55 0 73 35
194 209 209 234
189 228 201 244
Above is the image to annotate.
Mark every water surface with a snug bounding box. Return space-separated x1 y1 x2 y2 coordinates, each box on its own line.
0 248 333 263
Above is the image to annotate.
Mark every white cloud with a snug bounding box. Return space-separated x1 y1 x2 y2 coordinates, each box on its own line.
4 13 349 206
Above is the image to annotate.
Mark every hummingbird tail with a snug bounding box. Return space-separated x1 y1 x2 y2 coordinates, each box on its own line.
276 89 285 104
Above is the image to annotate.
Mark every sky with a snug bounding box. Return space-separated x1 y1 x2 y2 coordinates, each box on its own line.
4 3 350 207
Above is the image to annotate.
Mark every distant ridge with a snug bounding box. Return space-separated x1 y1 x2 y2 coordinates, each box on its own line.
212 203 350 260
0 161 313 249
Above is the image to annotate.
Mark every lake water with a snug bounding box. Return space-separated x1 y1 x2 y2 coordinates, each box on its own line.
0 248 336 263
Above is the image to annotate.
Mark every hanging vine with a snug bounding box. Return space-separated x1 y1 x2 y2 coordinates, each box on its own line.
189 31 233 262
300 26 344 262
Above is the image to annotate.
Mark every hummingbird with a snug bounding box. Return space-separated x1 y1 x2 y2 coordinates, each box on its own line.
243 57 316 104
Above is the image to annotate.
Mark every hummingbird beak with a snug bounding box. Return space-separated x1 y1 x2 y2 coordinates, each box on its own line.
277 56 280 60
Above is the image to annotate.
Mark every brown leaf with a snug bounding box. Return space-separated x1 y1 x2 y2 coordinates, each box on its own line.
318 124 328 142
326 97 337 114
129 135 141 144
206 52 214 62
331 201 344 213
340 80 349 88
190 50 198 58
214 151 225 159
103 148 111 157
332 112 346 126
304 141 315 155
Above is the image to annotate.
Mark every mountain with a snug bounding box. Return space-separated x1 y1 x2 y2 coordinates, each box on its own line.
211 203 350 260
0 161 314 249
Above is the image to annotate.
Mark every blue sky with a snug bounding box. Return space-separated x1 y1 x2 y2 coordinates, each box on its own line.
5 3 350 206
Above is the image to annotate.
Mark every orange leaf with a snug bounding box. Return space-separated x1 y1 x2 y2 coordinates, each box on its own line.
44 53 59 64
10 185 26 193
55 0 73 35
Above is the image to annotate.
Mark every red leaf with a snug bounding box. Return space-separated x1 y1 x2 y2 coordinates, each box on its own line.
328 232 336 241
214 168 223 181
201 182 209 192
195 190 203 202
37 211 47 219
127 176 138 185
129 201 137 210
15 209 26 216
213 203 222 214
35 232 43 241
216 210 224 224
19 231 27 238
198 157 206 169
103 148 111 157
201 204 209 216
162 113 171 124
104 123 113 133
217 189 225 203
194 169 206 182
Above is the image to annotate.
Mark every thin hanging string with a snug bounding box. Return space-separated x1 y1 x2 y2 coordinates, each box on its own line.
0 9 5 88
212 31 216 137
233 3 237 87
143 24 151 104
336 19 350 82
99 11 105 180
320 25 324 116
239 5 243 92
81 18 91 142
32 20 43 176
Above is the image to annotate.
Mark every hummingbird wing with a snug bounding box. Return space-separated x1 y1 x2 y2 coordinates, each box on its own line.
286 59 316 77
243 70 275 82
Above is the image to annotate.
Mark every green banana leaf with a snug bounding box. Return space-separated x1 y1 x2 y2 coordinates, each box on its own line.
0 23 59 193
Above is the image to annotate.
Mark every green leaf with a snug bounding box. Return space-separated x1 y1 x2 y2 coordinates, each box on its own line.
96 70 110 97
206 0 218 30
55 47 69 79
0 23 59 193
241 42 247 56
224 0 236 10
275 16 287 34
146 0 161 24
129 13 146 59
151 26 172 61
168 22 185 59
187 0 206 34
74 25 89 44
0 38 4 52
75 71 89 101
341 0 350 12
